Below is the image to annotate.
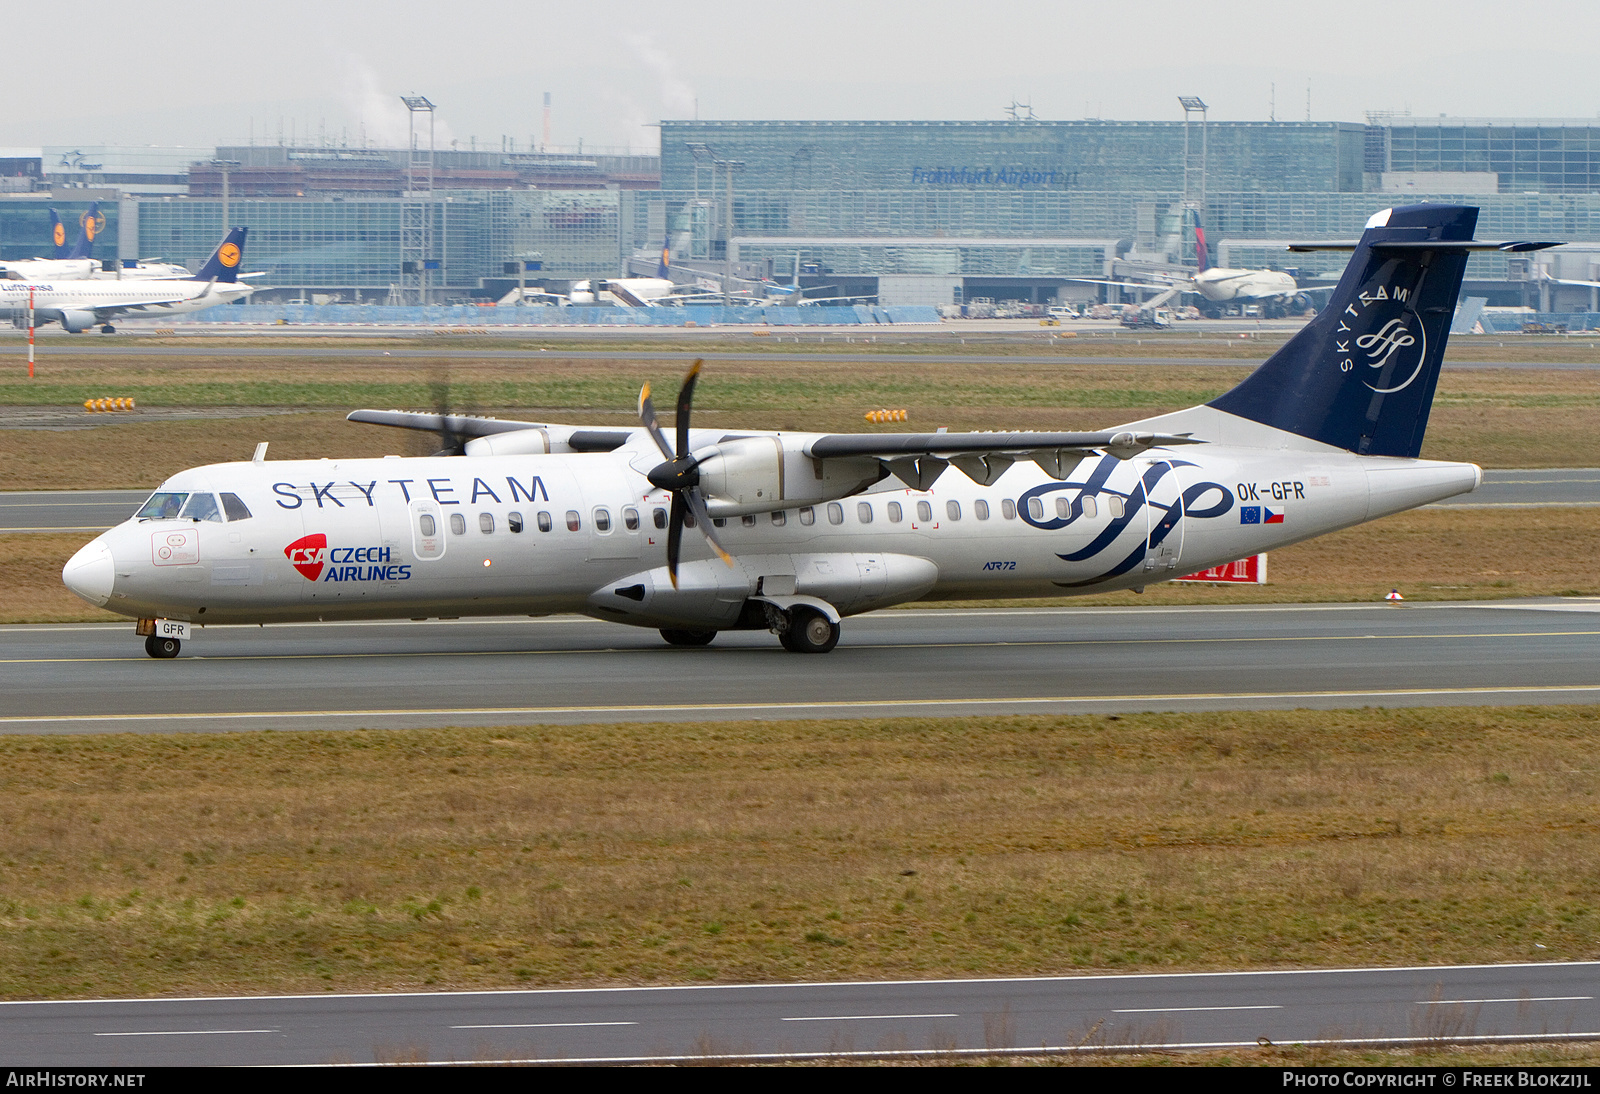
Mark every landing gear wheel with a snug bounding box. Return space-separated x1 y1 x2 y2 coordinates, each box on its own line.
144 635 180 659
100 324 116 334
783 607 839 654
659 628 716 647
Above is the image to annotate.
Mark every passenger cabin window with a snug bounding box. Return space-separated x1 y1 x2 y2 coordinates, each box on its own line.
887 501 902 523
653 508 668 529
508 512 524 533
1107 496 1125 519
449 512 467 535
180 493 223 523
624 507 640 531
1002 499 1017 520
537 511 553 533
479 512 495 534
741 514 757 527
594 508 612 533
916 500 932 522
856 501 873 524
770 510 786 526
137 492 188 520
975 499 990 520
220 493 252 521
566 510 582 532
1056 497 1071 519
799 507 815 526
712 517 727 527
946 500 962 521
826 502 844 525
419 514 437 537
1027 497 1044 521
1081 495 1098 518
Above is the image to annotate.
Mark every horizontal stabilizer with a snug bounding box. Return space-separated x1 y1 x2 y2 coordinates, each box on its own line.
1287 240 1561 253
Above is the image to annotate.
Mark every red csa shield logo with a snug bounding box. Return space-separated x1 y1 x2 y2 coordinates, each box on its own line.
284 533 327 581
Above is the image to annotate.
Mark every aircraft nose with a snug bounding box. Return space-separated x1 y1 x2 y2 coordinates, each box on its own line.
62 538 115 607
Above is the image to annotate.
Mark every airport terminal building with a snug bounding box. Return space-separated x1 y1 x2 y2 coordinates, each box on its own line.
3 117 1599 309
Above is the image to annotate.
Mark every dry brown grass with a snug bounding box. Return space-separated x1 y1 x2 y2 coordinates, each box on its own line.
0 706 1596 1000
3 351 1599 489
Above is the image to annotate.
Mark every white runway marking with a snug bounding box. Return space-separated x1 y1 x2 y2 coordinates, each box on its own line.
782 1013 959 1022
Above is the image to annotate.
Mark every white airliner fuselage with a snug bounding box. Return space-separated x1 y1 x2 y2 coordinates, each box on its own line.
63 416 1478 633
0 277 251 331
1190 266 1301 303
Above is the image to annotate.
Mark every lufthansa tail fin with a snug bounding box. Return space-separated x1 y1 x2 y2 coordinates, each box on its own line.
657 235 671 279
1206 204 1557 458
49 209 68 258
192 227 248 283
66 203 102 260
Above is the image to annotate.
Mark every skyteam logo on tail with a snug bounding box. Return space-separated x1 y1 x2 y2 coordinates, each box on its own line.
1335 280 1427 394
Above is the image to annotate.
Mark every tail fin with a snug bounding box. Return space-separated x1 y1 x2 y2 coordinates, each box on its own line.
1207 204 1557 458
66 203 102 260
1188 206 1211 272
192 227 247 283
656 235 670 279
49 209 68 258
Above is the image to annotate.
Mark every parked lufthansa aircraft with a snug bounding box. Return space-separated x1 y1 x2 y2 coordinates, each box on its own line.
63 206 1556 658
2 228 252 333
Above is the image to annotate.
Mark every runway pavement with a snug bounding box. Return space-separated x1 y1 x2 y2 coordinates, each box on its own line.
5 960 1597 1065
4 469 1593 534
4 600 1600 733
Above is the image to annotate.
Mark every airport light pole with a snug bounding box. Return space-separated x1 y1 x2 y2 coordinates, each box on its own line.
715 159 743 305
400 95 436 306
209 159 240 239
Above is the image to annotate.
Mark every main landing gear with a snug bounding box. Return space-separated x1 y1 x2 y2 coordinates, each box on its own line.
144 635 180 659
778 606 840 654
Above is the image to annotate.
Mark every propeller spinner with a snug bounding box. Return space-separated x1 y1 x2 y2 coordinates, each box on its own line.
639 360 733 588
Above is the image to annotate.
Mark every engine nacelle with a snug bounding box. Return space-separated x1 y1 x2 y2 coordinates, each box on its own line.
697 435 883 517
49 309 98 333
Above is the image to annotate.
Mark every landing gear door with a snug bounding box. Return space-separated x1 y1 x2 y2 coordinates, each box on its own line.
411 499 445 560
1143 460 1185 576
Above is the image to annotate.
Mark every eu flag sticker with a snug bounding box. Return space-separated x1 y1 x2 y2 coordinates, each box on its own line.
1240 506 1261 524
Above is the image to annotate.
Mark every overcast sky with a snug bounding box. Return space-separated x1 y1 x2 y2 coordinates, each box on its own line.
10 1 1600 153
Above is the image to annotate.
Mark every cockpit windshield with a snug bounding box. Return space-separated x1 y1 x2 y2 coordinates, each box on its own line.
179 493 223 522
136 492 188 520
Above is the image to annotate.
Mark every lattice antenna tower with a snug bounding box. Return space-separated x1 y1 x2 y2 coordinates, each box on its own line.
401 95 435 306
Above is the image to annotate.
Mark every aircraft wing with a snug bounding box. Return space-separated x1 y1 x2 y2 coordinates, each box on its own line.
808 430 1202 486
346 409 634 452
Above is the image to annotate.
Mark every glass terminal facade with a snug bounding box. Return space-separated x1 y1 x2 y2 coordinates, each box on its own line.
3 119 1591 305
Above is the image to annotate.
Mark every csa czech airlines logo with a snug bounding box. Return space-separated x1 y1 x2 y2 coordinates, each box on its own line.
218 242 241 268
285 533 327 581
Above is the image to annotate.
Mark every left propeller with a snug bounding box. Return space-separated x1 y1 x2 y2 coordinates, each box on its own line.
638 360 733 588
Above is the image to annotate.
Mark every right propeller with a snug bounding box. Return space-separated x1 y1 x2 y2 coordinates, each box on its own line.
638 360 733 588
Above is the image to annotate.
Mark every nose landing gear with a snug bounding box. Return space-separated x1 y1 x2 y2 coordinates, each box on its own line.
144 635 181 659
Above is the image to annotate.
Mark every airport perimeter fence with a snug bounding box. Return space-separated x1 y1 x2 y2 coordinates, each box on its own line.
155 304 943 327
1476 312 1600 334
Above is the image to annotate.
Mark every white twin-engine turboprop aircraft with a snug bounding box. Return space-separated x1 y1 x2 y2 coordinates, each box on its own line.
64 205 1557 658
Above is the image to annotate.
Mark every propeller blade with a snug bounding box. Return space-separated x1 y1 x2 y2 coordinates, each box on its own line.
675 359 702 457
666 491 686 589
638 381 675 462
684 488 734 568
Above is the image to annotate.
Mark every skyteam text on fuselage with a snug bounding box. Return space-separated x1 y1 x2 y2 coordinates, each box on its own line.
63 206 1559 657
